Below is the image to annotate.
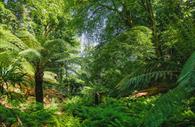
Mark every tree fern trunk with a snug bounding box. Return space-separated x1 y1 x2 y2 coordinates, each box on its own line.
35 63 44 105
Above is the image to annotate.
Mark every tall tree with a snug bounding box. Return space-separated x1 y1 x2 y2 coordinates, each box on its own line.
0 0 79 105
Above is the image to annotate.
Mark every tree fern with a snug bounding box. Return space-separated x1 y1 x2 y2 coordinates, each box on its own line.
142 52 195 127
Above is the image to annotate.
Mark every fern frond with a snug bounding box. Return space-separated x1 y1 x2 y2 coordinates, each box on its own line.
0 27 27 51
16 30 41 49
19 49 41 63
43 39 69 55
143 52 195 127
0 63 27 87
116 70 177 95
0 51 18 67
43 71 58 84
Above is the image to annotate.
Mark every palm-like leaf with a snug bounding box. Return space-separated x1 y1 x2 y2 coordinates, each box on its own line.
19 49 41 63
0 27 27 52
0 63 27 88
116 70 177 95
16 30 41 49
0 51 18 67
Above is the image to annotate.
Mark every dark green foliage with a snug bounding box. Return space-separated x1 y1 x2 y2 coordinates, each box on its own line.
143 52 195 127
0 104 80 127
1 0 195 127
63 96 158 127
0 104 55 126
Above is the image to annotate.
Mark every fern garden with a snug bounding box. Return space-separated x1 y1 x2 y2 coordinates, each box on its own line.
0 0 195 127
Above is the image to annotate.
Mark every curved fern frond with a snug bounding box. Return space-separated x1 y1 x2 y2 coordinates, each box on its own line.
0 26 27 51
43 71 58 84
43 39 69 54
19 49 41 63
116 70 177 95
143 52 195 127
16 30 41 49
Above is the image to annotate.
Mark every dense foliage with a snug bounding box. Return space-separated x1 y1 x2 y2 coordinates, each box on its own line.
0 0 195 127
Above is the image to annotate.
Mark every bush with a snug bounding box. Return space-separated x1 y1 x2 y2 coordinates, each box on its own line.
63 96 158 127
0 104 81 127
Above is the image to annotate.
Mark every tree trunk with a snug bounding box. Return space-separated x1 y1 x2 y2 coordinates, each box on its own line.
141 0 163 58
35 63 44 105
